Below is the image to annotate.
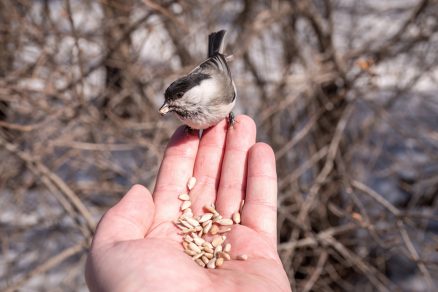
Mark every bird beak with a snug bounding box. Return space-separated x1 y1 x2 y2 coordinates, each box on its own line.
159 102 170 116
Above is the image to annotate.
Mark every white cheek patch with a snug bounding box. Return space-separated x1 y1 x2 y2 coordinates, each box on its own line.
183 78 219 105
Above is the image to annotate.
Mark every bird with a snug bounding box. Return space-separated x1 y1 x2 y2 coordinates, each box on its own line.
159 29 236 130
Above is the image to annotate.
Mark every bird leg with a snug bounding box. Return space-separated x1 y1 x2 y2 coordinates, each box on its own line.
184 126 197 136
227 112 236 128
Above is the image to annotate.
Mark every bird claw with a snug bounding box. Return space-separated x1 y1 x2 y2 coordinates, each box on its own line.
227 112 237 129
184 126 197 136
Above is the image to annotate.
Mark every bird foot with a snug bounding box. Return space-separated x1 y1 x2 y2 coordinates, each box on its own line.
227 112 237 129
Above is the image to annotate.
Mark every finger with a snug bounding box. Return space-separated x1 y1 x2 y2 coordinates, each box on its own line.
241 143 277 246
215 115 256 217
190 119 228 214
92 185 154 248
152 126 200 225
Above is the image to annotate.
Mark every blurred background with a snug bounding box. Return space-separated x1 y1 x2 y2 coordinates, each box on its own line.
0 0 437 291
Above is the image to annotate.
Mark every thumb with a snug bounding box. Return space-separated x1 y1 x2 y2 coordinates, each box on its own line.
92 184 155 248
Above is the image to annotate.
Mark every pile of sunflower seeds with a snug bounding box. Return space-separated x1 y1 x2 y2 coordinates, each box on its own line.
174 176 247 269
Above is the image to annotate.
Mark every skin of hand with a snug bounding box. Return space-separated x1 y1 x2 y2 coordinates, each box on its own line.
85 115 291 292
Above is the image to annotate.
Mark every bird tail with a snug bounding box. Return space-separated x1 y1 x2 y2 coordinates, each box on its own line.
208 30 226 57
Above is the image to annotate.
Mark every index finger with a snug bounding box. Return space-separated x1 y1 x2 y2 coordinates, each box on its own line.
152 126 200 226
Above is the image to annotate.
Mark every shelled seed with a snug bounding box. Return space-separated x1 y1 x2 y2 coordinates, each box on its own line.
203 246 214 254
203 221 213 234
199 213 214 223
178 193 190 201
193 237 205 246
224 243 231 253
180 220 194 229
181 201 191 210
185 249 197 256
204 204 219 215
237 254 248 261
216 257 224 267
189 242 202 253
183 209 193 217
232 211 241 224
218 227 232 234
214 244 223 255
192 252 204 260
187 177 197 190
218 251 231 261
210 224 219 235
184 235 193 242
195 258 206 267
201 256 209 265
207 258 216 269
211 236 224 247
217 218 233 226
186 217 200 227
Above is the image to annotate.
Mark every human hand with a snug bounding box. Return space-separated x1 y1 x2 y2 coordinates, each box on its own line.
85 115 291 292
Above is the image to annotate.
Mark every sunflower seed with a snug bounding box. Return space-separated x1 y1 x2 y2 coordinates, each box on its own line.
189 242 202 253
185 249 197 256
207 258 216 269
187 177 197 190
203 246 214 254
218 251 231 261
224 243 231 253
175 223 186 230
182 212 193 219
237 254 248 261
210 224 219 235
184 235 193 242
186 217 200 227
218 227 232 234
199 213 214 223
193 237 205 246
232 211 241 224
213 214 223 221
202 241 213 249
217 218 233 226
201 219 211 227
212 236 224 247
214 244 223 255
201 256 210 265
192 252 204 260
203 221 213 234
178 193 190 201
180 220 194 229
204 204 219 215
181 200 191 210
216 257 224 267
181 227 196 233
195 258 206 267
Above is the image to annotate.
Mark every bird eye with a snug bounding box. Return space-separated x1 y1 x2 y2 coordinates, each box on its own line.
176 92 184 98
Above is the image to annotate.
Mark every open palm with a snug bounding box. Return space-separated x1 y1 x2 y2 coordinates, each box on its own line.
85 116 291 292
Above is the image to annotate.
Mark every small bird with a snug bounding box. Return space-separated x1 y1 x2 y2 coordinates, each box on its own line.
159 30 236 130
